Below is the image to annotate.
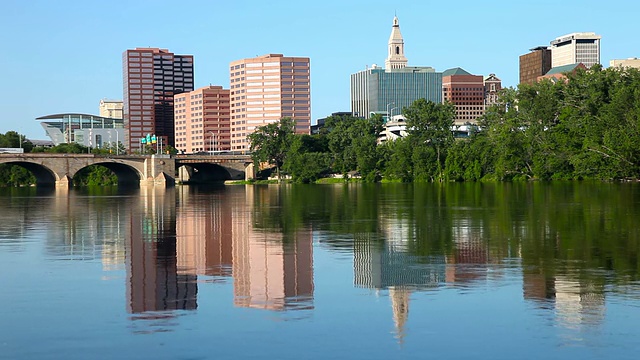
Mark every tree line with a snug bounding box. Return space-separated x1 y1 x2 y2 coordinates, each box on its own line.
250 65 640 183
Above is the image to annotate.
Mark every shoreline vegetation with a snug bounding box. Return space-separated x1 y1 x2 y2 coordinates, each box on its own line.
249 65 640 184
2 65 639 187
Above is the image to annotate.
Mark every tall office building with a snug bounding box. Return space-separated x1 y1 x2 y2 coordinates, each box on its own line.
442 68 485 125
174 86 230 154
99 99 123 119
229 54 311 152
351 16 442 119
519 46 552 85
122 48 194 151
550 32 601 68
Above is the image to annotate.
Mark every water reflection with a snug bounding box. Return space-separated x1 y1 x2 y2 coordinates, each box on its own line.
126 187 198 316
1 182 639 348
523 270 606 330
175 185 315 311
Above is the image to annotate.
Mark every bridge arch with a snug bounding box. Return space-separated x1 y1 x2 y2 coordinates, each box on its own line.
0 161 57 186
178 163 235 183
73 162 144 186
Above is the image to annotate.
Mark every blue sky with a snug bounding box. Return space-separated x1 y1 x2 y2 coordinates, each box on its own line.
1 0 639 139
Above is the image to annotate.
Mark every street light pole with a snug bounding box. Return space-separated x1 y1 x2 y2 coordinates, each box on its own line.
386 102 395 121
390 107 398 121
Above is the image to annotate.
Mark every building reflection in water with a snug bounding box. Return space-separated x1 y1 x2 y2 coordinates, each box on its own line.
125 185 314 317
45 190 128 262
445 220 491 285
126 187 197 315
232 186 314 311
353 221 444 343
354 215 494 343
175 187 233 278
523 270 605 330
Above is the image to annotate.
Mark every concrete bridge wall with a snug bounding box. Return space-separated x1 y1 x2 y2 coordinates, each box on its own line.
0 153 253 188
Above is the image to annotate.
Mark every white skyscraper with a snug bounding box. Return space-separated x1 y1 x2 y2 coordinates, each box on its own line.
550 32 601 68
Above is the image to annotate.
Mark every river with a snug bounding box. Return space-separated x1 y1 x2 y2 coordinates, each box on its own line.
1 183 639 359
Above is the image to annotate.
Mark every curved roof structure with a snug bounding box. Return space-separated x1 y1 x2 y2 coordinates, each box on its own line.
36 113 124 146
36 113 119 121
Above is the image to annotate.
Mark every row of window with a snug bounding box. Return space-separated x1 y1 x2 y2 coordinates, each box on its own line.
450 102 486 106
128 78 193 85
231 62 308 70
232 68 308 76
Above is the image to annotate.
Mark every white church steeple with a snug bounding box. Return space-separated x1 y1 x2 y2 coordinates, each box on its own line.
385 16 408 71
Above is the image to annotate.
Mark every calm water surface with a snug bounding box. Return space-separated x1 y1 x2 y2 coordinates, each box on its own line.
1 183 640 359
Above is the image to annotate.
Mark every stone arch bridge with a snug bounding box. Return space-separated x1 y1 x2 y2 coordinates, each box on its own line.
0 153 254 188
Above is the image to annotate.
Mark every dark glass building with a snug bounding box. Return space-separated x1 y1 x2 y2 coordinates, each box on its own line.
123 48 194 151
519 46 552 85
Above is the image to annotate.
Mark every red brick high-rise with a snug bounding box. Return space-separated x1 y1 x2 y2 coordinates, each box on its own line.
442 68 485 125
123 48 194 151
174 86 230 154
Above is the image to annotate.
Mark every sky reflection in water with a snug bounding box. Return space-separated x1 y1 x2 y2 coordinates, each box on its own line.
1 183 639 359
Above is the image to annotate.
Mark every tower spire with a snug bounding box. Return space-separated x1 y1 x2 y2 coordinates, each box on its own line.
385 15 408 71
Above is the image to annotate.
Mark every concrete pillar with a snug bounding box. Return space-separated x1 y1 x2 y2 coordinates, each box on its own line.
245 163 255 181
143 155 176 187
56 175 72 189
177 165 194 184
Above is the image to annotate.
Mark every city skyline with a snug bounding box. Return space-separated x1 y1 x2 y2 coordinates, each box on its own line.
2 0 639 139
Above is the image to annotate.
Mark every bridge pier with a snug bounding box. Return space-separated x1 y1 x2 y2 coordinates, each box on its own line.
141 155 176 187
245 163 255 181
56 175 72 189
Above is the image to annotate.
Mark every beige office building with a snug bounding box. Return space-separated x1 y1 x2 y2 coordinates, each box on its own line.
550 32 601 68
99 99 123 119
609 58 640 69
174 86 230 154
229 54 311 152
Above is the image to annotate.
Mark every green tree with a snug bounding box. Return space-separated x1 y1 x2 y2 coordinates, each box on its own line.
284 135 331 183
0 131 33 152
73 165 118 186
249 117 295 182
325 114 359 175
45 143 89 154
477 88 533 180
325 113 384 181
403 99 456 182
0 164 36 187
561 65 640 179
382 137 413 182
